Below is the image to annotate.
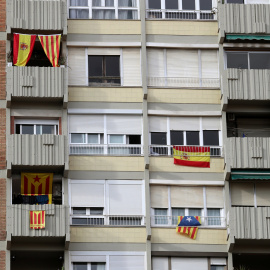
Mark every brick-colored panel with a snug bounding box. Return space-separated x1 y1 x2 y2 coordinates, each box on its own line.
0 179 6 241
0 0 6 32
0 251 6 270
0 41 6 100
0 109 5 169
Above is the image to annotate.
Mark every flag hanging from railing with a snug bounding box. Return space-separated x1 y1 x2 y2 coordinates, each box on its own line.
38 34 61 67
30 210 45 229
176 216 201 240
173 146 210 168
13 33 36 66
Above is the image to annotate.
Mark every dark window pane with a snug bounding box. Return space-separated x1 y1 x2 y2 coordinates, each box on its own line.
15 124 20 134
226 0 243 3
72 218 88 225
250 53 270 69
92 263 106 270
227 53 248 69
73 263 87 270
73 207 86 215
90 208 103 215
165 0 178 9
21 125 34 134
203 130 219 146
89 56 103 76
105 56 120 76
151 132 167 145
129 135 141 144
182 0 195 10
186 131 199 145
171 131 184 145
200 0 212 10
149 0 161 9
42 125 54 134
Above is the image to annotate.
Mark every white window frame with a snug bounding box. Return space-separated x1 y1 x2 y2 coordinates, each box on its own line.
108 134 126 144
70 133 101 144
68 0 140 19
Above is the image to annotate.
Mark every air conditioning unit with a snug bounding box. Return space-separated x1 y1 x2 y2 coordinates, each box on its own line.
227 113 235 121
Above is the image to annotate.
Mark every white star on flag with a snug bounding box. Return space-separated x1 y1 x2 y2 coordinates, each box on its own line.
186 217 192 222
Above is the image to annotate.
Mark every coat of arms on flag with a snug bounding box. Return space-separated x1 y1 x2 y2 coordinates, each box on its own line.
30 210 45 229
176 216 201 240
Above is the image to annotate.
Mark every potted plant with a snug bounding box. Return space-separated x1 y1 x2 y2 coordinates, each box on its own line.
7 51 12 66
58 55 66 68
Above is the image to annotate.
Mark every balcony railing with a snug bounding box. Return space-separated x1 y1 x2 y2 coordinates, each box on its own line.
71 215 145 226
9 204 69 237
70 144 143 156
147 77 220 88
146 9 216 20
149 145 222 157
151 215 226 227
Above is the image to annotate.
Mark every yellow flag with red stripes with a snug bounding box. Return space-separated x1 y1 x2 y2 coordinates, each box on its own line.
38 34 61 67
30 210 45 229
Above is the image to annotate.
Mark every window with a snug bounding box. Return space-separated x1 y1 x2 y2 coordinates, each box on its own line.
72 207 105 225
88 55 120 86
186 131 200 145
207 208 221 226
227 52 270 69
147 0 214 20
70 134 102 144
154 208 168 225
73 263 105 270
69 0 139 19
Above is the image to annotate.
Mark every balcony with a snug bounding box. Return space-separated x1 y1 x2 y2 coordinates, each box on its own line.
8 204 69 237
226 137 270 169
223 69 270 103
6 66 68 106
230 206 270 240
7 0 67 33
219 3 270 39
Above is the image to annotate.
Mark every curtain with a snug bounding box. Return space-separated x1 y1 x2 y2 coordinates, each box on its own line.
69 9 89 19
119 0 137 7
118 10 138 19
207 208 221 226
70 0 88 6
92 10 115 19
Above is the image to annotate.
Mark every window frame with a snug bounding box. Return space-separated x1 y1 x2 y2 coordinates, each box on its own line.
70 133 101 144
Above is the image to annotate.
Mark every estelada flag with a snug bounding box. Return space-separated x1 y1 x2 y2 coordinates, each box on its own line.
13 33 36 66
176 216 201 240
173 146 210 168
21 173 53 196
30 210 45 229
38 34 61 67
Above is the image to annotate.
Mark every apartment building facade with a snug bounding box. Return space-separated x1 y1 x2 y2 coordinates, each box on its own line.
2 0 270 270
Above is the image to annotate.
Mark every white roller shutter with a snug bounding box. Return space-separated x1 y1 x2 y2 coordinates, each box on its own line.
147 49 165 77
206 187 224 208
256 183 270 206
106 115 142 134
69 115 104 133
109 183 143 215
151 185 168 208
231 183 254 206
109 255 145 270
171 258 208 270
149 116 167 132
202 117 221 130
152 257 168 270
88 48 121 55
123 48 141 86
201 50 219 79
170 117 200 131
68 48 86 86
71 182 104 207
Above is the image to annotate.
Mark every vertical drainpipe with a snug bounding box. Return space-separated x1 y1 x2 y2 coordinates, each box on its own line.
140 1 151 270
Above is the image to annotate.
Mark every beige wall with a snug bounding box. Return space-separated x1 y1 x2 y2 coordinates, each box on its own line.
71 227 147 243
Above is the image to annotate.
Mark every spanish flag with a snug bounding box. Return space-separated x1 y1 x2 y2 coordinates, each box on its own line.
30 210 45 229
38 34 61 67
176 216 201 240
13 33 36 66
173 146 210 168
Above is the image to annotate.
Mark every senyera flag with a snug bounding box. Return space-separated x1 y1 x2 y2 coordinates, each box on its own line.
173 146 210 168
176 216 201 240
30 210 45 229
38 34 61 67
13 33 36 66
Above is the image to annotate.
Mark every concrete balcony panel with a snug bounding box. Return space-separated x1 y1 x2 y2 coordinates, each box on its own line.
227 137 270 169
7 67 68 106
7 0 67 33
9 204 69 237
219 4 270 38
8 134 67 167
230 206 270 240
223 69 270 103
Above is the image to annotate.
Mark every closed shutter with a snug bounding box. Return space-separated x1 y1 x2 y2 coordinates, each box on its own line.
149 116 167 132
171 186 203 208
170 117 200 131
71 182 104 207
68 48 86 86
151 186 168 208
201 50 219 79
69 115 104 133
206 187 224 208
152 257 168 270
106 115 142 134
171 258 208 270
87 48 121 55
109 255 145 270
123 48 141 86
202 117 221 130
108 183 142 215
256 183 270 206
147 49 165 77
231 183 254 206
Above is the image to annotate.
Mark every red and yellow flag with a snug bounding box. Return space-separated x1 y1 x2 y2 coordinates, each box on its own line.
13 34 36 66
173 146 210 168
30 210 45 229
176 216 201 240
21 173 53 196
38 34 61 67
